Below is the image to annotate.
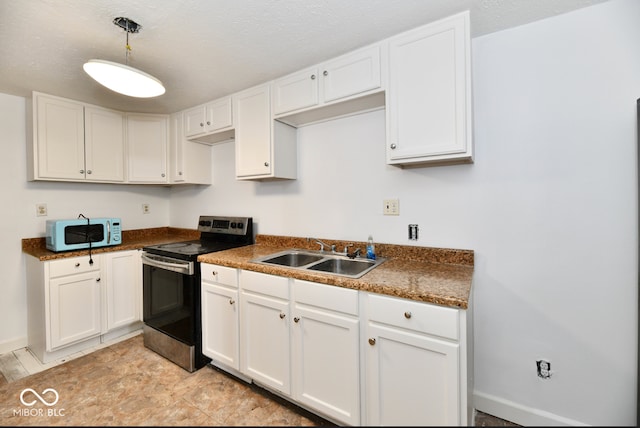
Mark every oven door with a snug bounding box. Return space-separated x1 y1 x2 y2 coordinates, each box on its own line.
141 252 197 345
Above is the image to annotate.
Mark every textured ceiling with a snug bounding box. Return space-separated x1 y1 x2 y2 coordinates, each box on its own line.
0 0 608 113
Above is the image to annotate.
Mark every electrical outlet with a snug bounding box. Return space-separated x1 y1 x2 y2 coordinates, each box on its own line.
142 203 150 214
409 224 419 240
36 203 47 217
536 359 551 379
383 199 399 215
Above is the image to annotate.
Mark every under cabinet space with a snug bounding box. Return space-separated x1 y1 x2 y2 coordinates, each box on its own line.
183 96 234 144
273 44 384 127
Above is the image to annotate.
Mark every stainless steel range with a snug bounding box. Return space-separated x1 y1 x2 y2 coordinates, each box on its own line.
141 215 253 372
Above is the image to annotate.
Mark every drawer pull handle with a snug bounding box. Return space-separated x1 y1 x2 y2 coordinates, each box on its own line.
294 317 300 323
279 313 286 319
404 311 412 319
229 299 235 305
96 278 101 282
368 338 376 346
212 271 217 276
75 263 80 267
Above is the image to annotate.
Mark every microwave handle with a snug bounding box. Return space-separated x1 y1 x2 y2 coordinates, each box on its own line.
106 220 111 243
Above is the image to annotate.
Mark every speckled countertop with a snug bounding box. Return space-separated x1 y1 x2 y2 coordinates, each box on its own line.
22 229 474 310
21 227 200 261
199 235 474 310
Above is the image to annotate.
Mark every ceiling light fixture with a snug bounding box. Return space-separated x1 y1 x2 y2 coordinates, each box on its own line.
83 17 165 98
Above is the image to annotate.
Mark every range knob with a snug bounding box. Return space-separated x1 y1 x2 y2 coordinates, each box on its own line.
237 222 244 229
230 222 237 229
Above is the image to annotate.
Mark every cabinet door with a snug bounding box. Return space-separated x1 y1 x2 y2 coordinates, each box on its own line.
48 271 102 350
84 106 125 182
292 304 360 425
321 45 381 104
365 322 460 426
204 97 233 132
103 250 141 332
127 114 168 183
273 67 319 115
35 94 85 180
234 84 273 178
183 106 206 138
387 11 471 165
240 271 290 394
202 282 240 370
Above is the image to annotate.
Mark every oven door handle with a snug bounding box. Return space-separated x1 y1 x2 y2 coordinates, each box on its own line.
141 253 194 275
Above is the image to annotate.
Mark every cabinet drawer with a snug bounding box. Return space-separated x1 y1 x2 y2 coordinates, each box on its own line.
367 293 458 340
48 256 100 278
240 269 289 299
201 264 237 287
293 279 358 316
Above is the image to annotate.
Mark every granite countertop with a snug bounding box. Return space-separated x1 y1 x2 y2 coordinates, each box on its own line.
21 227 200 261
22 229 474 310
199 235 474 310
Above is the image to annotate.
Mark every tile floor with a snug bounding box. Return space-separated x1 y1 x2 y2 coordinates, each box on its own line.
0 332 519 426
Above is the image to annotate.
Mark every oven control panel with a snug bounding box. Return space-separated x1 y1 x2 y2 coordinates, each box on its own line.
197 216 252 235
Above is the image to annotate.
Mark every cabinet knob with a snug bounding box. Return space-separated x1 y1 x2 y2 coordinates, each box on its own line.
264 162 269 167
368 338 376 346
229 299 235 305
86 170 92 174
294 317 300 323
404 311 412 319
75 263 80 267
310 74 316 80
212 271 217 276
390 143 397 150
161 173 166 177
279 313 286 319
199 122 204 127
206 121 211 126
79 170 85 174
96 278 101 282
178 171 183 176
323 70 328 76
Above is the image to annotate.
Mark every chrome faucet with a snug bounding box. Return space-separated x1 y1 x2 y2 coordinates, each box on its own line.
307 237 335 252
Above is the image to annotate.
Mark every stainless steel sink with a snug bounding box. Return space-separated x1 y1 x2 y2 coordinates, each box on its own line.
251 249 385 279
307 257 376 276
256 251 324 267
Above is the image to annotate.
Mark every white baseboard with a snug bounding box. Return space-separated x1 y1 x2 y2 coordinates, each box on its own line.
0 337 27 354
473 390 588 426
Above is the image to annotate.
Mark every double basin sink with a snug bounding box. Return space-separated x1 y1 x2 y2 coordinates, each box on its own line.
250 249 386 279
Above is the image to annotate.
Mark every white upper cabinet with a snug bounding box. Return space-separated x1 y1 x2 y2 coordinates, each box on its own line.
183 96 235 144
273 44 384 126
234 83 297 181
28 92 125 182
126 113 169 183
386 11 472 166
169 112 212 185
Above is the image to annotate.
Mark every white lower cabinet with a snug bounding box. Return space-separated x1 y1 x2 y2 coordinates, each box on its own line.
200 265 471 426
291 279 360 426
363 292 469 426
103 250 142 332
48 256 102 349
26 251 143 364
239 269 291 394
201 264 240 370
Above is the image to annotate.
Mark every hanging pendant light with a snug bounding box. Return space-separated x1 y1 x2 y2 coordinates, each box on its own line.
83 17 165 98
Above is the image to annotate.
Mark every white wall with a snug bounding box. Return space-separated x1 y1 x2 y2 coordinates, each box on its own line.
171 0 640 425
0 93 171 352
2 0 638 424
